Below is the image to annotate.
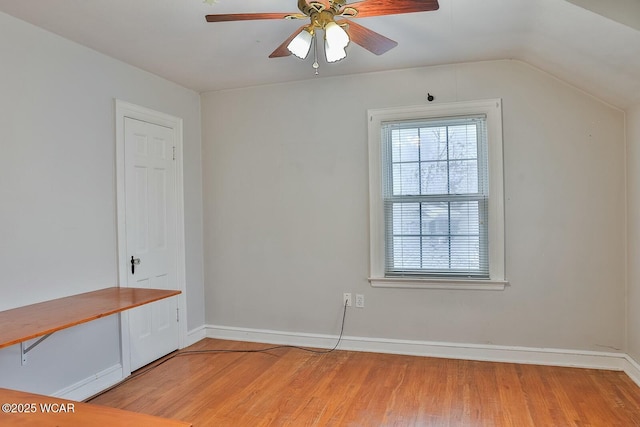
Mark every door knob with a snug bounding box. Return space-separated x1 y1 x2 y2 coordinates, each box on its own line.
131 256 141 274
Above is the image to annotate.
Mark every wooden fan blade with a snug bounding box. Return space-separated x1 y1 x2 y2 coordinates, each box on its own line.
269 25 308 58
337 19 397 55
340 0 439 18
206 13 305 23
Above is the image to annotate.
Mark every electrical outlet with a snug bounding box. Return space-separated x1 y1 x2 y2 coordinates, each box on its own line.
355 294 365 308
343 293 352 307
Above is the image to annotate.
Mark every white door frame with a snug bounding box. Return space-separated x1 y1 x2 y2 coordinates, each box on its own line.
115 99 187 377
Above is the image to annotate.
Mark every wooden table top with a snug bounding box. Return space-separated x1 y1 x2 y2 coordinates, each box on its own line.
0 287 181 350
0 388 191 426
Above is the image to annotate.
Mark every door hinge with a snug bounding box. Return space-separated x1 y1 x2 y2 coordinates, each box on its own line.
176 307 179 322
172 146 176 161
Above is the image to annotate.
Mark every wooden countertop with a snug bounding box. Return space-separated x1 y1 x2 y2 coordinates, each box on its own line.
0 388 191 426
0 287 181 350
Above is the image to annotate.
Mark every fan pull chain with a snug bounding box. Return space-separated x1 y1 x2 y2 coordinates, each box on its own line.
312 33 319 75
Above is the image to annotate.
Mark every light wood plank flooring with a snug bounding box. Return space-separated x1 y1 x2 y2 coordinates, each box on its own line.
89 338 640 426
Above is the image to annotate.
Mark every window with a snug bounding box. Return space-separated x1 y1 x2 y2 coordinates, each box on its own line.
384 116 488 277
368 100 506 290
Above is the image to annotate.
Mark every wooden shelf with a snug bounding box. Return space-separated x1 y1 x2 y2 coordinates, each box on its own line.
0 287 181 350
0 388 191 426
0 288 187 425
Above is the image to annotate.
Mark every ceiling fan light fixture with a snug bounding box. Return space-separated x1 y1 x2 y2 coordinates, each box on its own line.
324 41 347 63
324 21 349 48
287 28 313 59
324 21 349 63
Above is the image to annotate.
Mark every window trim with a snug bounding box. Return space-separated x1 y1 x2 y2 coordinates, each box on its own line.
368 100 507 290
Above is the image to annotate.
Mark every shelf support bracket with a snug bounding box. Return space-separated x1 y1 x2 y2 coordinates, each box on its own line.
20 333 53 365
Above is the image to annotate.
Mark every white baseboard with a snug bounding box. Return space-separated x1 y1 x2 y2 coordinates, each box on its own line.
47 326 640 401
49 327 204 402
185 325 207 347
205 324 638 383
623 354 640 386
53 364 123 401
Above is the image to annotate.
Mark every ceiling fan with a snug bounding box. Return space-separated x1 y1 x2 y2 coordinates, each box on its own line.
205 0 440 65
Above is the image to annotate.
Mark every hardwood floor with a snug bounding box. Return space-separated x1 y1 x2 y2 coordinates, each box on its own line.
89 338 640 426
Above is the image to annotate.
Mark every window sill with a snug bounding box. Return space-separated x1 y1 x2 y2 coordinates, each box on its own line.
369 277 508 290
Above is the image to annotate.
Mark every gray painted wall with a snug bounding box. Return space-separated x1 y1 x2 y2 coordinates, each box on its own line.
201 60 626 352
0 12 205 395
627 105 640 362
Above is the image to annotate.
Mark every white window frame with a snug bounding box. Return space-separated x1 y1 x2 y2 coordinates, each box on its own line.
368 99 507 290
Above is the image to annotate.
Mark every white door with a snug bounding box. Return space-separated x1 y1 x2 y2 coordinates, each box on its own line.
124 117 180 370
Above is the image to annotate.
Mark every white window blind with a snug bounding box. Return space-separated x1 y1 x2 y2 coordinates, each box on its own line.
381 115 489 278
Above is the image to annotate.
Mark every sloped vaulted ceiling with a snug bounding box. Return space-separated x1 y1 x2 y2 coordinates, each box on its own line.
520 0 640 109
0 0 639 108
566 0 640 32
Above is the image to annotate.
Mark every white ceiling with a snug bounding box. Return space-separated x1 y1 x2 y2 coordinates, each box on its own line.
1 0 639 109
